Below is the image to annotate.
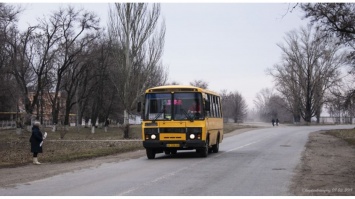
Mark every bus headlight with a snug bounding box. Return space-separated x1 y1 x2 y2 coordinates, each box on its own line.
151 134 157 140
189 134 195 139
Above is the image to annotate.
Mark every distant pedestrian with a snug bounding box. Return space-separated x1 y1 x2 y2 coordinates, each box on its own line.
29 121 47 165
272 119 275 126
276 118 279 126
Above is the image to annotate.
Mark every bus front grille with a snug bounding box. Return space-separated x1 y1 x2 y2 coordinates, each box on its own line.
159 133 186 141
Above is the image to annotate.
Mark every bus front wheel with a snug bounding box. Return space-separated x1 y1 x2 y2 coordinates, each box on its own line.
198 139 209 157
146 149 156 159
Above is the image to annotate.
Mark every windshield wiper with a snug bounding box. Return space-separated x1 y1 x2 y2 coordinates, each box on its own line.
152 108 165 123
180 109 194 122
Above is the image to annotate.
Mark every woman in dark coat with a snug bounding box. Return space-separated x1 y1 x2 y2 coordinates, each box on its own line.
30 121 44 165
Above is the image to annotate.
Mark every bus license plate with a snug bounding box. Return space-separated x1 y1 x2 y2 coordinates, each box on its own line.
167 144 180 147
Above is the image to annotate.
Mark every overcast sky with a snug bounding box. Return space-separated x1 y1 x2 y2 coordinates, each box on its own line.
12 2 310 109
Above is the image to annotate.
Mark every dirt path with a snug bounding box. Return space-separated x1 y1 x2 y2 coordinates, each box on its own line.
290 131 355 196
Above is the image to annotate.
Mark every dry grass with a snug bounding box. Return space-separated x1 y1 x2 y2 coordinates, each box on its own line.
0 125 143 168
325 128 355 146
223 123 257 133
0 123 251 168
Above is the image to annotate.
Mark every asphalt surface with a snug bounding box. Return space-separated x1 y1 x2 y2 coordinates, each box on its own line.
1 124 354 196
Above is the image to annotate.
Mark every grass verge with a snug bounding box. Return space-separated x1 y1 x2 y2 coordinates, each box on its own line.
325 128 355 146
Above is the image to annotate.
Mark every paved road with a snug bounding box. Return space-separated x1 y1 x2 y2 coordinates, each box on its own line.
1 124 354 196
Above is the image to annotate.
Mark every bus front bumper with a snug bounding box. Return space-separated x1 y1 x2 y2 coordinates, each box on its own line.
143 140 206 149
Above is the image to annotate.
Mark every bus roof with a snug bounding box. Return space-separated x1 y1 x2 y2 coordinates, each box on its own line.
145 85 220 96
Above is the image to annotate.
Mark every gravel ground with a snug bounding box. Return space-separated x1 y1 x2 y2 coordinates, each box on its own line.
290 131 355 196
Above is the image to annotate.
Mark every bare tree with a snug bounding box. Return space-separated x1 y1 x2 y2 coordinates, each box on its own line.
253 88 274 121
1 5 39 126
34 6 100 126
189 79 209 89
81 38 121 131
60 35 105 131
301 3 355 44
269 25 347 122
167 81 181 85
267 95 293 123
222 90 248 123
275 68 303 123
108 3 167 137
343 89 355 122
220 89 229 122
323 83 355 124
301 3 355 115
254 88 292 123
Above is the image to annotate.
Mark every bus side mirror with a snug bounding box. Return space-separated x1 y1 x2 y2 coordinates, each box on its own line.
204 101 210 111
137 102 141 112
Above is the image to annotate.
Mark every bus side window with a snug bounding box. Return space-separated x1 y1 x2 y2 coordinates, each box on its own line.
207 94 212 117
210 95 215 118
214 95 219 118
214 96 218 118
216 96 220 118
217 97 222 118
204 100 210 112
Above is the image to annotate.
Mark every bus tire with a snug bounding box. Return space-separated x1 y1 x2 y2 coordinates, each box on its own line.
212 137 219 153
146 149 156 159
199 139 209 157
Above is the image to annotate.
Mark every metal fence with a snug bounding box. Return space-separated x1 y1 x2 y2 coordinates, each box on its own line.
0 118 135 130
0 120 54 130
0 120 16 129
319 117 354 124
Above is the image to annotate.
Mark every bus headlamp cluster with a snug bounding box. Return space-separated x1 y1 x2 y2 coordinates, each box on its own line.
187 127 202 140
145 128 159 140
189 133 201 140
145 134 158 140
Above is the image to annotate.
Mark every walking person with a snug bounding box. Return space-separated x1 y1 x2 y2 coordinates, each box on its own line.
29 121 47 165
276 118 279 126
272 119 275 127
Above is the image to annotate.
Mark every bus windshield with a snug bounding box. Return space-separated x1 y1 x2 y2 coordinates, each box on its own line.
143 92 204 121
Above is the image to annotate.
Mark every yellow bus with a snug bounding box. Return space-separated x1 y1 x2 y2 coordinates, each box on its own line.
138 85 223 159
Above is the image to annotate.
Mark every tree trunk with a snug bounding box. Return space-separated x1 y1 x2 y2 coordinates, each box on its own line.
64 101 71 126
123 123 129 139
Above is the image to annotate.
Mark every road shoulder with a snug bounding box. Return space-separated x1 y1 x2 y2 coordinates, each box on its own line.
290 130 355 196
0 150 145 188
